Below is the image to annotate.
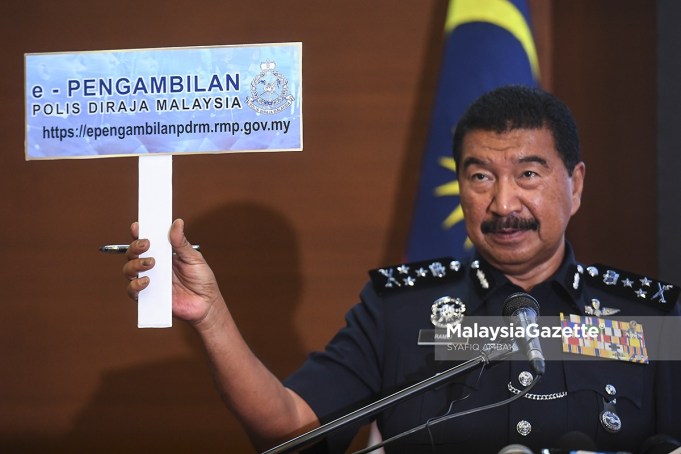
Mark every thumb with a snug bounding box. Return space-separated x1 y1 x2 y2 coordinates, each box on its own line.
169 218 195 257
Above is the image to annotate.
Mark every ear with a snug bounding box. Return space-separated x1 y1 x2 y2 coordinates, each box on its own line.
570 161 586 216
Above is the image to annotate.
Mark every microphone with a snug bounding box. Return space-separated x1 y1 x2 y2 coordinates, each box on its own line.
502 292 545 375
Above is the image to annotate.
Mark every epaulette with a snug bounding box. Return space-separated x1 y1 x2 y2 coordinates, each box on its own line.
369 257 464 295
583 263 680 313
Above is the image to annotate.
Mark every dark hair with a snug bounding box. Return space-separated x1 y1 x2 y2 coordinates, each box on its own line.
452 85 581 175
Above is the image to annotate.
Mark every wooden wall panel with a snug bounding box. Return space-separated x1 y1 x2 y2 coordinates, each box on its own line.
553 0 657 276
0 0 658 452
0 0 446 451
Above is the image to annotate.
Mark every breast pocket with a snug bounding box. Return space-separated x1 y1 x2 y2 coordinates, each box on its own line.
563 360 654 448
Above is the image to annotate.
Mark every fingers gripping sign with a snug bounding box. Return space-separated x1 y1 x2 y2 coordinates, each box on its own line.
123 219 219 327
122 223 154 301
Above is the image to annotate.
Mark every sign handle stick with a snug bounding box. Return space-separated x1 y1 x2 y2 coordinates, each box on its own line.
137 154 173 328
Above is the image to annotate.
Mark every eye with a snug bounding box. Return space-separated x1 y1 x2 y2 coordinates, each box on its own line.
521 170 538 179
471 172 489 181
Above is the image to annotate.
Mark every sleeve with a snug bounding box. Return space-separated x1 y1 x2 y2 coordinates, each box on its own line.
282 283 385 451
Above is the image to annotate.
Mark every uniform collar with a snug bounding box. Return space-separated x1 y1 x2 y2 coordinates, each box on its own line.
466 242 584 312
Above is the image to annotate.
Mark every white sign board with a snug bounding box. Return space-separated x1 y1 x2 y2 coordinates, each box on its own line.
25 42 302 159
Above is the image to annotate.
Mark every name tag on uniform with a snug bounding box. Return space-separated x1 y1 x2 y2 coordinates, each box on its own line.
560 313 649 364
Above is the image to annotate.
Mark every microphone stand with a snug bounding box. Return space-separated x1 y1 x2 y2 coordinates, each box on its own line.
261 345 517 454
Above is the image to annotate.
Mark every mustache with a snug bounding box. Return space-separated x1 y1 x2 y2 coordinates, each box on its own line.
481 216 539 234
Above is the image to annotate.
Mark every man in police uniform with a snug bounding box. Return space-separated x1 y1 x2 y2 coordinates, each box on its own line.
123 86 681 452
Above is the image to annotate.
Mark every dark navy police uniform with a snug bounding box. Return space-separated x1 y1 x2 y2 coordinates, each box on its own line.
284 243 681 452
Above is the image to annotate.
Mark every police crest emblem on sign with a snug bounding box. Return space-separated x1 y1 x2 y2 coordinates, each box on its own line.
246 60 295 114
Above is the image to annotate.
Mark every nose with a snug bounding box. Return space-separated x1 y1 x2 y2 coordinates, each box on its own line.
490 179 522 216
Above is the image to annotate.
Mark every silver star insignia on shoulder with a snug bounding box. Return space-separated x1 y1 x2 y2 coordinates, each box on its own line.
397 265 410 275
584 263 681 312
369 257 466 295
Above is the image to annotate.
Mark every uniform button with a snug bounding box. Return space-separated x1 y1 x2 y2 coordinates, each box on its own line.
518 371 533 387
516 420 532 436
605 384 616 396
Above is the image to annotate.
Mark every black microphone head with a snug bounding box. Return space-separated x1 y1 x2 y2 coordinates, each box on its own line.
502 292 545 375
502 292 540 318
